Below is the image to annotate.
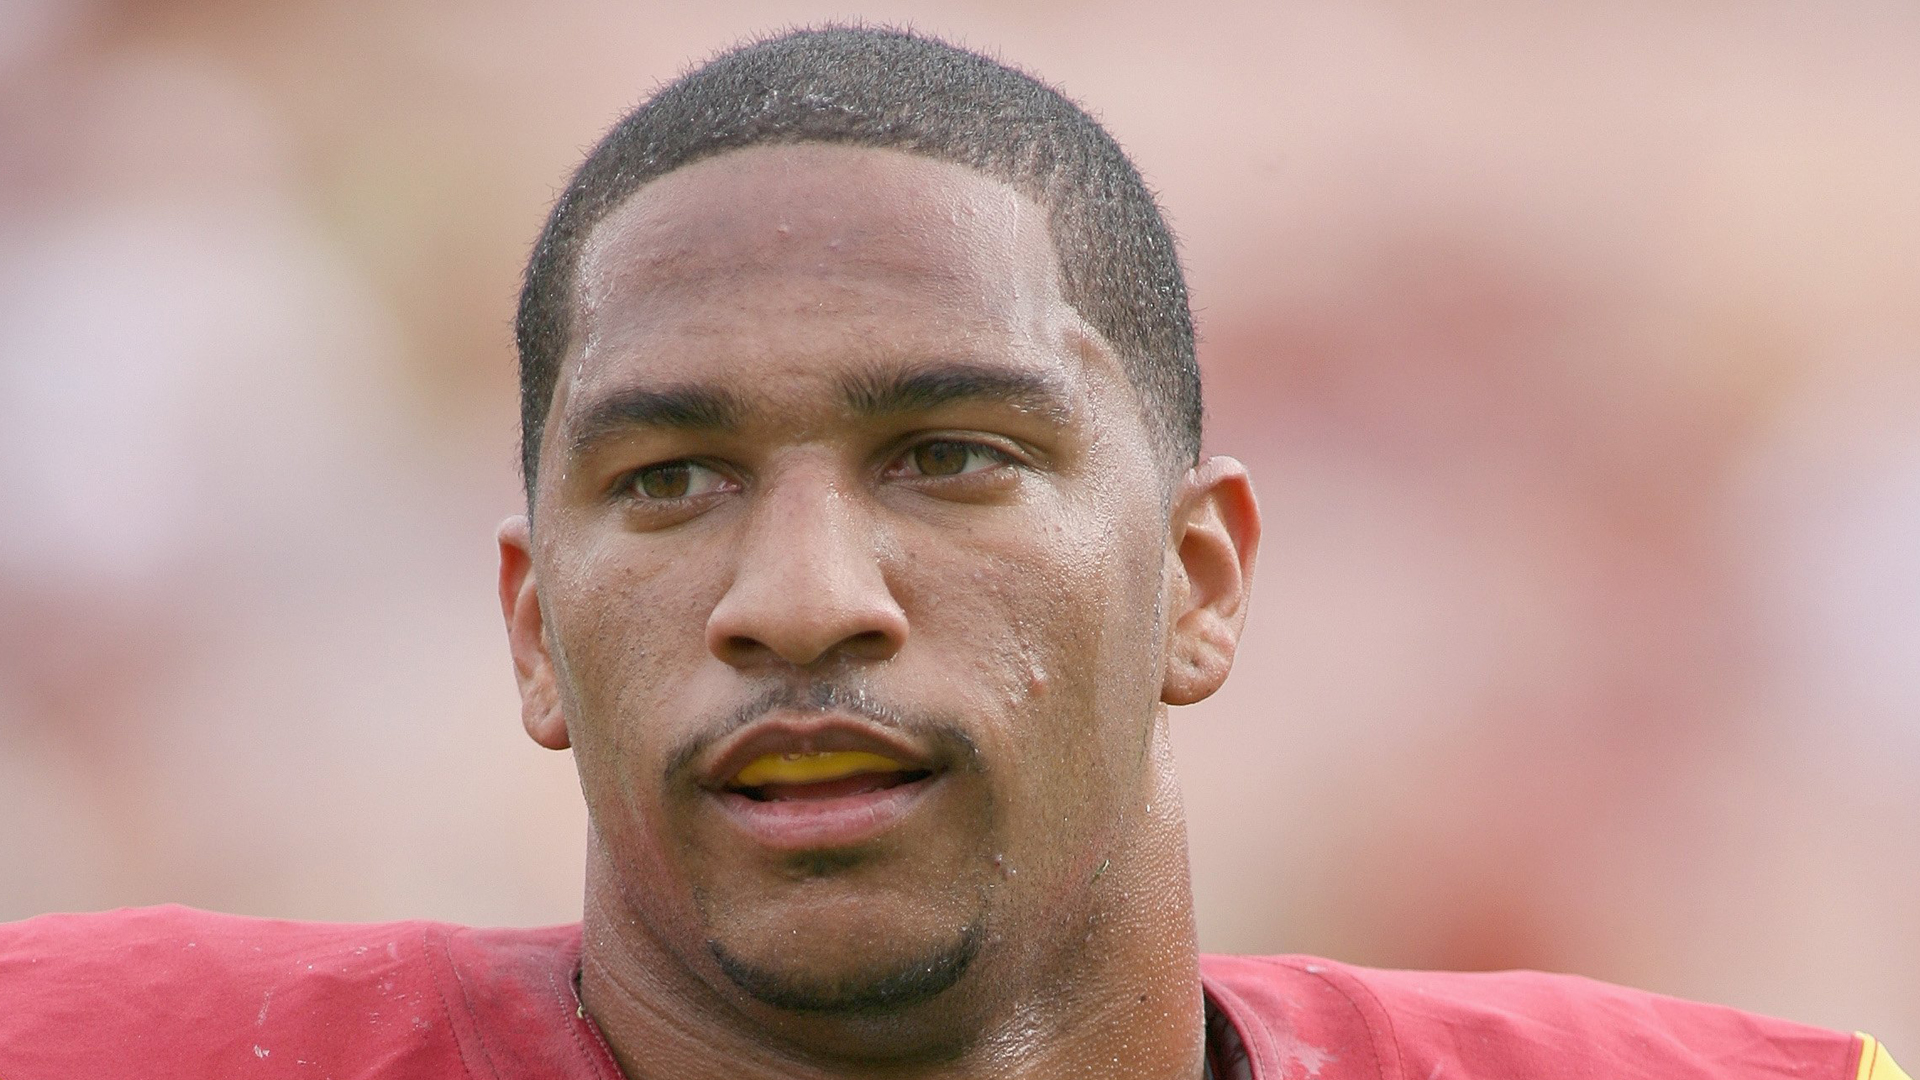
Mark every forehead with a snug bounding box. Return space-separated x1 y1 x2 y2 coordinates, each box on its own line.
561 143 1101 408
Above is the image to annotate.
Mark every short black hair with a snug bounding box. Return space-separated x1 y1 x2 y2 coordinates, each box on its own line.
514 25 1200 502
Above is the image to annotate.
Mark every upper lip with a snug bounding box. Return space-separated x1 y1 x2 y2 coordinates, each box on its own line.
697 712 940 791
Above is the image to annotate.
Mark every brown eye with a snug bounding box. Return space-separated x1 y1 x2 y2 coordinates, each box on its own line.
637 461 714 499
623 460 732 506
636 462 691 498
911 441 973 476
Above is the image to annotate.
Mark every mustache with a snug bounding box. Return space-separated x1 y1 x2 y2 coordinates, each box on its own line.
661 680 979 785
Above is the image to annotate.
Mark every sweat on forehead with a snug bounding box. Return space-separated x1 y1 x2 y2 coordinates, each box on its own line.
513 26 1202 504
545 146 1099 481
570 145 1056 340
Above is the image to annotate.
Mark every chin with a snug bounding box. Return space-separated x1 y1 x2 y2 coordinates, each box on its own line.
685 838 998 1012
707 918 983 1014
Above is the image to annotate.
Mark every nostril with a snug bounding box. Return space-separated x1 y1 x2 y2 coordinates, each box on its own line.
709 625 902 669
704 561 909 667
720 635 770 660
842 629 900 659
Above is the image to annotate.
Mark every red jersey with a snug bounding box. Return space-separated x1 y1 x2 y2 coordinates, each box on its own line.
1201 954 1903 1080
0 906 1904 1079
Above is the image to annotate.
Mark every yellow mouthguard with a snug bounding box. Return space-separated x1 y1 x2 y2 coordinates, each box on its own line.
732 750 906 787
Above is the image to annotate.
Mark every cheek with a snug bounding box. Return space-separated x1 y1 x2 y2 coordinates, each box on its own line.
1016 498 1167 704
543 533 724 779
912 498 1168 791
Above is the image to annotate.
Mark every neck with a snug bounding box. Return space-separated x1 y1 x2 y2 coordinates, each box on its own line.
579 740 1207 1080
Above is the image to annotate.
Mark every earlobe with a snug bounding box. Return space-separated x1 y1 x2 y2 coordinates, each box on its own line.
1160 457 1261 706
498 515 571 750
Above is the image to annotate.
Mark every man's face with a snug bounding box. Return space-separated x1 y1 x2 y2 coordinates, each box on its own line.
508 144 1185 1020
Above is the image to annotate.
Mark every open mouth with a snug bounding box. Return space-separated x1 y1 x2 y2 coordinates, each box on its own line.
724 750 935 802
700 720 948 849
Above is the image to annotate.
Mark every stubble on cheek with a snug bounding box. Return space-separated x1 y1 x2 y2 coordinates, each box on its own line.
927 537 1134 917
986 471 1174 921
543 537 718 929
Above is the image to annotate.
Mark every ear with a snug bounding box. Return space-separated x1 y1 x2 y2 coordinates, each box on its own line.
498 515 570 750
1161 456 1261 706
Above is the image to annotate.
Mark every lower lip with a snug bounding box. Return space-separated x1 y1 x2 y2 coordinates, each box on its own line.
709 775 939 851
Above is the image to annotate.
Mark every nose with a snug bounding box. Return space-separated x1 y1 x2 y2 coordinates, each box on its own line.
705 467 908 670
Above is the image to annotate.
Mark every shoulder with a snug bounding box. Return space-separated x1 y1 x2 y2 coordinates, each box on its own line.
0 905 586 1079
1201 953 1875 1080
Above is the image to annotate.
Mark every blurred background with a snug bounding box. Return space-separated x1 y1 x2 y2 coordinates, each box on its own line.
1 0 1915 1052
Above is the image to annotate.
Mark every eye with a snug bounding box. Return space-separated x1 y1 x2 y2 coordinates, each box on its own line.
895 440 1010 478
628 460 732 500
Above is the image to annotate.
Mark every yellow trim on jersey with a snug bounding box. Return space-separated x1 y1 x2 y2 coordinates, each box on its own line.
1857 1034 1913 1080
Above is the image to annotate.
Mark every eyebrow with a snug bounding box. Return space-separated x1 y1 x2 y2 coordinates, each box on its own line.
839 361 1075 424
564 384 743 459
562 359 1075 461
